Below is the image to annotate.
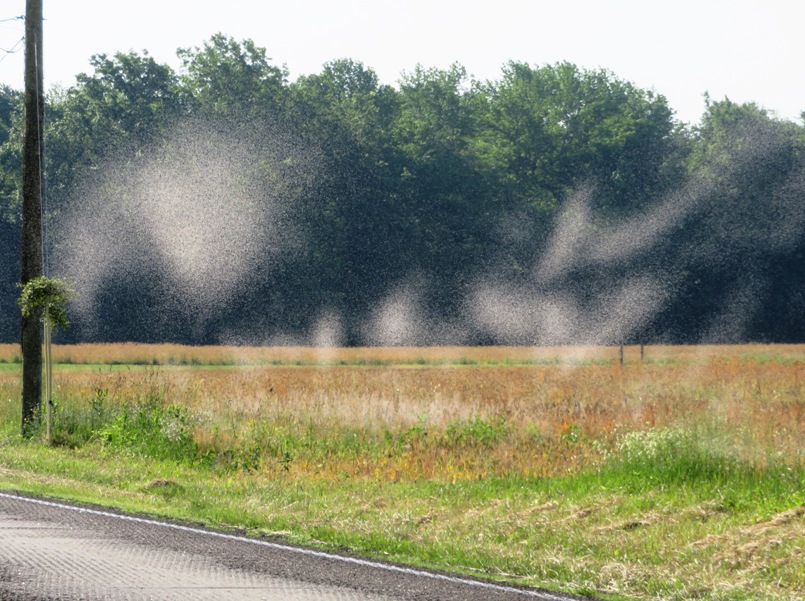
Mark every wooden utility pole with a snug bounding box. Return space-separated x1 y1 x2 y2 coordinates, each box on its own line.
20 0 44 435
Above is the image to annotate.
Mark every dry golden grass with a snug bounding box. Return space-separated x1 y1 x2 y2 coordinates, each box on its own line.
2 343 802 481
2 341 803 366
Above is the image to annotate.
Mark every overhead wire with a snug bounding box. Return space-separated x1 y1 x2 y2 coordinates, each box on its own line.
0 36 24 62
0 15 25 63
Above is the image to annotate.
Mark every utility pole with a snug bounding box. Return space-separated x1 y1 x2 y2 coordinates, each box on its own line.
20 0 44 435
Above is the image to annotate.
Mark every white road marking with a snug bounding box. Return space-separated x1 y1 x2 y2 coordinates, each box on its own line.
0 491 571 600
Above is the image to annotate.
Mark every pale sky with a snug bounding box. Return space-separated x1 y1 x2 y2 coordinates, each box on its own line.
0 0 803 125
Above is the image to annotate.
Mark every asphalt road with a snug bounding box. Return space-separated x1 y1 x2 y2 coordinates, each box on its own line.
0 490 595 601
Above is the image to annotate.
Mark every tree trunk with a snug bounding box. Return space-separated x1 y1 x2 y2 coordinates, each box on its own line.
20 0 44 435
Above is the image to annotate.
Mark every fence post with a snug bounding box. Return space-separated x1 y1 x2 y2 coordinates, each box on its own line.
44 308 52 445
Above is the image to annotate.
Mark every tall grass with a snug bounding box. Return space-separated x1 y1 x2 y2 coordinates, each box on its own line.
1 348 803 479
0 345 803 600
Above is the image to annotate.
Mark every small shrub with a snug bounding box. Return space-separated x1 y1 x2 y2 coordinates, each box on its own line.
45 388 116 448
610 427 741 485
560 421 583 444
444 415 509 448
526 424 544 444
209 445 263 472
97 401 198 462
397 414 429 450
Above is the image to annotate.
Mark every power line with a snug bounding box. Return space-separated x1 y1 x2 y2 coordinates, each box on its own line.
1 13 25 60
0 35 25 60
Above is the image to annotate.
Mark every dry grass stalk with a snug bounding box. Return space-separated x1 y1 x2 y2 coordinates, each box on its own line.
2 344 802 481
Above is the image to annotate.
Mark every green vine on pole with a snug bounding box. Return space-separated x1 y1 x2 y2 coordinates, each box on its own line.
18 275 74 331
18 275 74 445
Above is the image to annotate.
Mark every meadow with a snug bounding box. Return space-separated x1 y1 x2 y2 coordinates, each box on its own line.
0 343 803 600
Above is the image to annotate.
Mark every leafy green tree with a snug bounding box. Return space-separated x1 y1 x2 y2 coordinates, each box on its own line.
0 86 23 345
290 59 396 149
394 64 474 178
475 61 676 214
392 64 494 298
686 97 801 256
177 34 288 121
666 97 805 342
44 51 181 207
0 85 23 221
0 85 20 146
286 60 408 334
687 95 791 177
0 38 802 347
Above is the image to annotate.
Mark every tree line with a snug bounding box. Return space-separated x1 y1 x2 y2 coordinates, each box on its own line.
1 35 803 345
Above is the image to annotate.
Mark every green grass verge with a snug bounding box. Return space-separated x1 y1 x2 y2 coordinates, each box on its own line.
1 416 802 601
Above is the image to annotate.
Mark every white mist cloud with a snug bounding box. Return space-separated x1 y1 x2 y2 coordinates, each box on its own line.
53 119 309 337
311 310 344 348
133 131 268 308
469 276 667 345
363 284 426 346
534 186 594 283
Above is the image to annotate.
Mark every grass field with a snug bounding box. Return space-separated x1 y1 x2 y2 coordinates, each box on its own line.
0 343 803 600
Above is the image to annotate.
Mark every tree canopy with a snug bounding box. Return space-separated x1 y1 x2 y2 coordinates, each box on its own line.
0 36 802 345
